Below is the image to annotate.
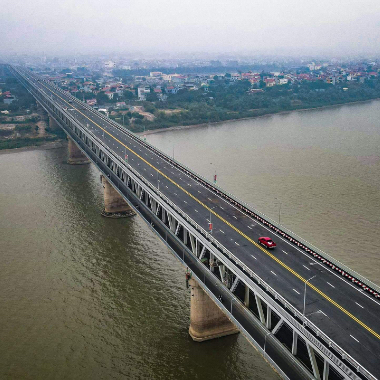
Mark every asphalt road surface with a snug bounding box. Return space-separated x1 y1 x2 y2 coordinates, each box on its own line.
16 68 380 379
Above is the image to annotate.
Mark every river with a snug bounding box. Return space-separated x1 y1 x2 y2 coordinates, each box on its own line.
1 100 379 379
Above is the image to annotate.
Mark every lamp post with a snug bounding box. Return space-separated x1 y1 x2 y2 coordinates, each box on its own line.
210 162 217 184
303 275 316 325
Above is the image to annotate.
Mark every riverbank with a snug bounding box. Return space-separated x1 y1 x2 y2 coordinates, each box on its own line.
138 97 380 136
0 139 66 155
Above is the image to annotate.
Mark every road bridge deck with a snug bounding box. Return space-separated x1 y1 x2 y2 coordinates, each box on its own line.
13 67 380 379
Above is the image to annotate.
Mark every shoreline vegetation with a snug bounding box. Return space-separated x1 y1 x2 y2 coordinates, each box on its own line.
3 64 380 151
136 97 380 136
1 96 379 153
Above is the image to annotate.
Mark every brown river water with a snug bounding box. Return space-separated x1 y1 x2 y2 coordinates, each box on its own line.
1 100 379 379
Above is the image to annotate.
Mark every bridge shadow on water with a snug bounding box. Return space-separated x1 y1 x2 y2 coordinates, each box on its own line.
36 145 279 380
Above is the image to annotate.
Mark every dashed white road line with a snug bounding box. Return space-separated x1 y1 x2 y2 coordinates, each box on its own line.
235 241 240 246
271 271 277 276
233 215 237 219
293 289 300 295
219 230 225 234
319 310 327 317
350 335 360 343
355 302 364 309
327 282 335 288
303 265 310 271
195 209 198 213
282 250 288 255
251 255 257 260
247 225 253 229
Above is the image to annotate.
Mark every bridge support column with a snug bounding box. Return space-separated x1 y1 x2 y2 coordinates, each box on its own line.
49 115 60 131
67 137 90 165
188 278 239 342
244 284 250 307
101 175 135 218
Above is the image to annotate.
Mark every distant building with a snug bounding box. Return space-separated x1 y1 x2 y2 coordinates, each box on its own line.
137 86 150 101
4 95 16 104
116 101 126 108
86 99 97 106
104 61 116 69
150 72 163 77
104 91 114 100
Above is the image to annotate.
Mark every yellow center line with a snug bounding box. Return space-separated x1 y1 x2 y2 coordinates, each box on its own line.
40 78 380 341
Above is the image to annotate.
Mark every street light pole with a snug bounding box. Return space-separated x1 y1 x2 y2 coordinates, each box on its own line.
303 275 316 324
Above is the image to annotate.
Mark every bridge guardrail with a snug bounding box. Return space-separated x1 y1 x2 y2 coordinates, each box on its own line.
79 119 374 380
52 81 380 299
11 66 378 380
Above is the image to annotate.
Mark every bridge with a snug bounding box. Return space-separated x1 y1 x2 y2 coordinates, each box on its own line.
8 65 380 380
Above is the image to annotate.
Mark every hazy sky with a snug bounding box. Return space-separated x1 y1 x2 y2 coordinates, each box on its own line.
2 0 380 57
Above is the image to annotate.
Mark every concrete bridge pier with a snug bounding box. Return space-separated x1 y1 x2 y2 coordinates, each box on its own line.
49 115 60 131
100 175 135 218
188 278 239 342
67 137 90 165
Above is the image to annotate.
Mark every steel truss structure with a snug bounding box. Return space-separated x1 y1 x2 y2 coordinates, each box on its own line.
9 65 378 380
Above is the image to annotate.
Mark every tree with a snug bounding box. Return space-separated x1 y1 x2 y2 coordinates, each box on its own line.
96 92 109 105
124 90 135 99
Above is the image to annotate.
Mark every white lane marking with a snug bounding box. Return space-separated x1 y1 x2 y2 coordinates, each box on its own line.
198 190 201 193
319 310 327 317
282 250 288 255
220 206 224 210
254 216 380 306
184 201 187 204
233 215 237 219
303 265 310 271
207 198 212 201
350 335 359 343
174 193 177 196
235 242 240 246
327 282 335 288
355 302 364 309
219 230 225 234
251 255 257 260
194 209 198 213
165 186 168 189
271 271 277 276
247 225 252 229
293 289 300 295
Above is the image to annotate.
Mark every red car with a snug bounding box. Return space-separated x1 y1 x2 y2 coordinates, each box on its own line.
258 237 276 249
